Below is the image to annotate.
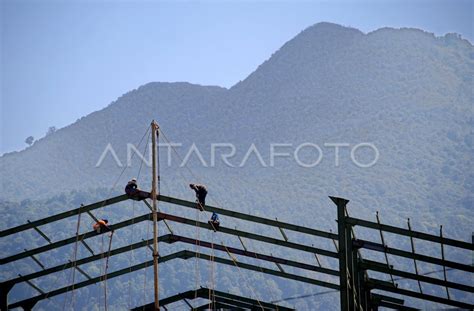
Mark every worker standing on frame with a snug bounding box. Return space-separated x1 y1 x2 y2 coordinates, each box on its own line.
189 183 207 211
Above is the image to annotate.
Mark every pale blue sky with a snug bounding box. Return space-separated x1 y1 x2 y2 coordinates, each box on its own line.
1 0 472 154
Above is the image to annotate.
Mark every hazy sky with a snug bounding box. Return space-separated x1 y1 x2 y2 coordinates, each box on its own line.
1 0 472 154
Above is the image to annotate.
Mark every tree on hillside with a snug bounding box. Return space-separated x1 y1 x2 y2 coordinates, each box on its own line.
46 126 56 136
25 136 34 146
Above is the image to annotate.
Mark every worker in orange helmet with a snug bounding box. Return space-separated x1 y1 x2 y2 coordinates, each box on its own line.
93 219 111 233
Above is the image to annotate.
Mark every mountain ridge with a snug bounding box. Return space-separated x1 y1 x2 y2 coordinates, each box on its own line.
1 22 473 310
1 22 472 237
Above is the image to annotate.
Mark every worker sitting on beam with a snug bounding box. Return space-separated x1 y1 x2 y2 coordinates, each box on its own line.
93 219 111 233
125 178 150 200
208 212 220 231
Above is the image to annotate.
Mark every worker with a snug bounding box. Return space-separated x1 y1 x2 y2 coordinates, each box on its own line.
208 212 220 231
93 219 111 233
189 183 207 210
125 178 150 200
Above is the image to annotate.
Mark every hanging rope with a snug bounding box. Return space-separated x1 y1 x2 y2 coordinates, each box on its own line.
63 206 82 310
194 208 201 300
208 230 216 310
25 125 151 311
92 125 149 310
222 243 265 311
143 214 151 307
159 127 267 310
103 231 114 311
128 129 151 309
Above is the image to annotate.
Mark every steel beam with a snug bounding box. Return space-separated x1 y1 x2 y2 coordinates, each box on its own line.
7 251 190 310
132 287 294 311
165 234 339 277
359 259 473 292
330 196 350 311
194 301 244 311
194 251 340 290
1 235 169 287
346 217 473 250
367 278 473 309
354 239 474 273
157 194 338 240
0 213 152 265
375 300 419 311
9 249 336 310
157 211 339 259
0 195 129 238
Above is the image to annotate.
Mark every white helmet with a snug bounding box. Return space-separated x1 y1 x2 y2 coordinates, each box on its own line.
131 178 137 182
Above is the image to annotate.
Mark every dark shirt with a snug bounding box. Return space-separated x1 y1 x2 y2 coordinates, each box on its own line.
125 181 138 194
192 184 207 194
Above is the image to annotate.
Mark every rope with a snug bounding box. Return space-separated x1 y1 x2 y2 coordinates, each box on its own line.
160 129 205 301
63 207 82 310
194 208 201 300
143 214 151 307
209 231 216 310
103 231 114 311
159 127 267 310
93 125 149 310
14 126 151 311
99 234 105 310
222 243 265 311
127 199 136 309
95 125 150 227
128 130 151 309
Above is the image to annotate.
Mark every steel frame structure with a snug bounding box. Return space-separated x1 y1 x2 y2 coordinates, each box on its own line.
1 194 472 310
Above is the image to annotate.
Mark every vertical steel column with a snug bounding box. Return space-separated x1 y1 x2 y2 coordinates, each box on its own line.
151 120 160 311
0 283 13 311
352 247 362 311
357 268 367 311
330 196 350 311
346 222 356 310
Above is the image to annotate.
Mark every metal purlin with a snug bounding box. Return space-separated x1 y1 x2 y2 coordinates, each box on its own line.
407 218 423 294
439 225 450 300
376 211 395 285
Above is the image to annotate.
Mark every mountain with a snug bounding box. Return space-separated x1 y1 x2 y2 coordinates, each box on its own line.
1 22 473 309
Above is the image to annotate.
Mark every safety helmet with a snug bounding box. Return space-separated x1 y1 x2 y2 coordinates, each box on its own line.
131 178 137 182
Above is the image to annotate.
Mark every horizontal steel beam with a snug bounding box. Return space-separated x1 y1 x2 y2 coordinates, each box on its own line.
132 287 294 311
375 300 419 311
0 213 152 265
157 212 338 259
166 234 339 276
194 301 243 311
0 195 129 238
367 278 473 309
360 259 474 292
371 293 420 311
7 251 190 310
1 235 165 286
158 194 338 240
207 296 258 310
9 248 339 310
346 217 473 251
210 289 294 311
3 232 337 305
194 251 340 290
354 239 474 273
